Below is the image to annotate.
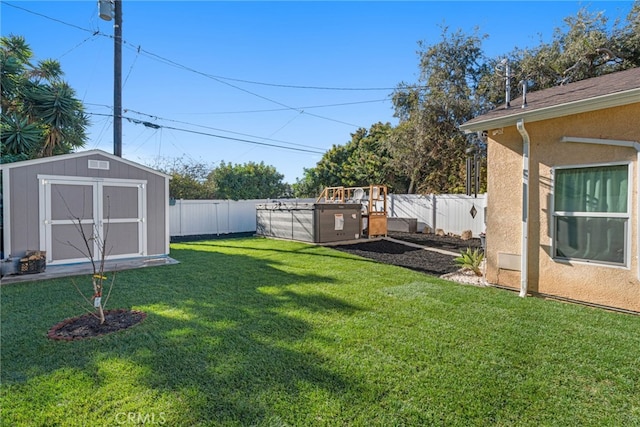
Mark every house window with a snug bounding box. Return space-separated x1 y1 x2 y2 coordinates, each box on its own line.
553 163 629 266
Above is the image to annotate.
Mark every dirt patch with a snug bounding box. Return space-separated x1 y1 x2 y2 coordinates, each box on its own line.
48 309 146 341
333 232 482 276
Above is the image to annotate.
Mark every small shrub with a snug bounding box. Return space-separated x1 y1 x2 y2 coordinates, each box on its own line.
454 247 484 276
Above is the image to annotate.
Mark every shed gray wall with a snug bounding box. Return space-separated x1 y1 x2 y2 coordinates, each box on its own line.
5 153 168 259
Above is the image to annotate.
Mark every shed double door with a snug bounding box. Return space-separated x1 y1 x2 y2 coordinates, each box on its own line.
39 177 147 265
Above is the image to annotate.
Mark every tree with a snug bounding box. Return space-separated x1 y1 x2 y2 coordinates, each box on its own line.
613 1 640 69
1 35 88 162
310 143 351 190
294 122 408 197
207 161 289 200
340 122 406 191
478 3 640 105
385 118 428 194
292 167 323 198
152 156 215 200
389 27 488 194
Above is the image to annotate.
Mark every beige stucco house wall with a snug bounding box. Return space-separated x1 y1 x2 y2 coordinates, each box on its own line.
461 67 640 313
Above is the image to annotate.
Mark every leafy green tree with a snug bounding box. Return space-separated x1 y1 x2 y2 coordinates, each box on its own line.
389 27 488 194
551 8 617 82
385 118 427 194
613 1 640 69
342 122 406 190
311 143 351 189
294 123 408 197
152 156 215 199
1 35 88 162
300 5 638 197
479 3 640 105
207 161 289 200
292 167 323 198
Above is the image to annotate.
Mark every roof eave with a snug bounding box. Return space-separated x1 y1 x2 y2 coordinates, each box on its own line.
460 87 640 133
0 149 172 179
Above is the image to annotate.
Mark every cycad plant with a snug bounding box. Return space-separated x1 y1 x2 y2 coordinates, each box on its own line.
454 247 484 276
1 35 87 162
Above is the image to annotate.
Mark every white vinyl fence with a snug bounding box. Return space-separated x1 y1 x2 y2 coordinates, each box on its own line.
170 199 259 237
388 194 486 236
169 194 486 237
170 199 314 236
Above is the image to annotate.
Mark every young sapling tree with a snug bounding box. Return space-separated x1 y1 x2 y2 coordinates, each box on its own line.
63 196 115 325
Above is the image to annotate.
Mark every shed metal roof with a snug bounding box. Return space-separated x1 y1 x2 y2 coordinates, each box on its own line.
460 67 640 132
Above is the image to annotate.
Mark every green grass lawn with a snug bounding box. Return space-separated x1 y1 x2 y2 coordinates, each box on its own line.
1 237 639 426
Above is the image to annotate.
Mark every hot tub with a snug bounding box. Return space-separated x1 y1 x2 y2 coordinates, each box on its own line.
256 202 362 243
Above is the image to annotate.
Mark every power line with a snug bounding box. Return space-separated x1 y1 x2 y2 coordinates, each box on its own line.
267 111 303 138
86 112 326 154
123 108 326 150
203 77 398 91
123 45 141 89
85 102 113 109
4 2 96 34
6 2 391 128
57 33 100 59
136 48 362 128
5 2 407 92
86 102 329 150
152 123 325 155
178 98 390 115
87 99 390 115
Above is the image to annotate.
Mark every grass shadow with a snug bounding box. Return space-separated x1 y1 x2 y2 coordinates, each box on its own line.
4 238 638 425
1 239 366 425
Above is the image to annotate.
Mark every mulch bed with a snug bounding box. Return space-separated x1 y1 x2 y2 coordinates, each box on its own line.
333 232 482 276
388 232 482 251
48 309 146 341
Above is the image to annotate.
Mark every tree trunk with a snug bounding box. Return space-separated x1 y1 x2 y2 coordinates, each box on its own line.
97 305 105 324
408 177 416 194
92 277 105 324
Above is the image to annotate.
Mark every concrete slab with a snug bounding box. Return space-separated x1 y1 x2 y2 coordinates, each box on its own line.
0 256 179 285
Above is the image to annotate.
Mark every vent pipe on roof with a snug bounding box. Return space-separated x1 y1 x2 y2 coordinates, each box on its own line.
505 62 511 109
521 80 528 108
496 59 511 109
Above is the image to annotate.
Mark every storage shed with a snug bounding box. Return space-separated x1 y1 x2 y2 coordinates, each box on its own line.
1 150 171 268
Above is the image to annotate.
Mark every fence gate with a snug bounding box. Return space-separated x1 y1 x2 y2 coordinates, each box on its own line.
38 176 147 265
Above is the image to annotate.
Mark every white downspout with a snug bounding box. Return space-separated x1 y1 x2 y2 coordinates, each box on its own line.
636 146 639 282
517 119 530 297
636 145 639 282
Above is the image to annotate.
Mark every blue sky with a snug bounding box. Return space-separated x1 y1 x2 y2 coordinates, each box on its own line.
1 1 634 183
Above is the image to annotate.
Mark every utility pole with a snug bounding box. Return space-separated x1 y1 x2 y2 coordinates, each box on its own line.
113 0 122 157
98 0 122 157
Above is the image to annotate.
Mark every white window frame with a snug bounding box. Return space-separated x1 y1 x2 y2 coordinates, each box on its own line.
551 161 632 268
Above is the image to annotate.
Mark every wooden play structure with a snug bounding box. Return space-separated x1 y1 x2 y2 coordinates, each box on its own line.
316 185 388 238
